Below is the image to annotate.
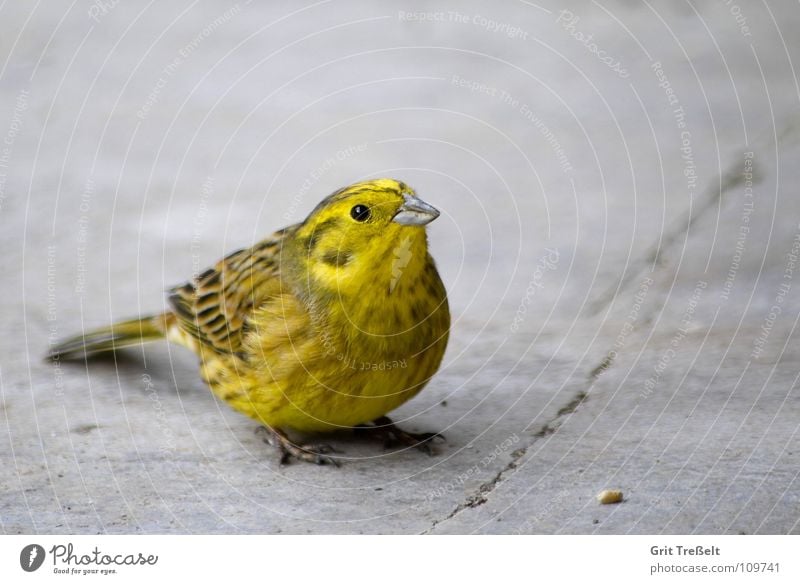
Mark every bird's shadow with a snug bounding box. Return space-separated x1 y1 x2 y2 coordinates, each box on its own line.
54 346 202 399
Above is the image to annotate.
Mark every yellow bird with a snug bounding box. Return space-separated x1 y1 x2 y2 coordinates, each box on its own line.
49 179 450 465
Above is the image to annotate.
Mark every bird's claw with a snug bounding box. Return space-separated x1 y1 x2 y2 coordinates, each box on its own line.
279 443 341 467
256 426 342 467
356 416 444 456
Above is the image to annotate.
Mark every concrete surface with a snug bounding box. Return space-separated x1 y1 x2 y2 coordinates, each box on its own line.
1 0 799 534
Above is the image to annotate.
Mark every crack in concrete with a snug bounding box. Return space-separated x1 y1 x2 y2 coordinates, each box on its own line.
421 391 587 533
587 149 760 317
421 123 796 534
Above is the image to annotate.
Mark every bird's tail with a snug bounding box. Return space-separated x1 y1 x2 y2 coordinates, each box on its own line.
47 313 173 360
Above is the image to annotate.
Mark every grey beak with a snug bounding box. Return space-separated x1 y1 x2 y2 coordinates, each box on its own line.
392 193 440 226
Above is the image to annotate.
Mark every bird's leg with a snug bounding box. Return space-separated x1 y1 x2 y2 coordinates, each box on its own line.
255 426 341 467
354 415 444 455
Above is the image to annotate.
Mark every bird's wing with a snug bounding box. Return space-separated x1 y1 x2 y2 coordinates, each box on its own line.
167 227 295 355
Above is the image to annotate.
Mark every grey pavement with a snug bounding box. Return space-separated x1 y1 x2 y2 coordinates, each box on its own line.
1 1 799 534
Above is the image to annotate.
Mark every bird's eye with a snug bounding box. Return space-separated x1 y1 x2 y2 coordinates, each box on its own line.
350 204 371 222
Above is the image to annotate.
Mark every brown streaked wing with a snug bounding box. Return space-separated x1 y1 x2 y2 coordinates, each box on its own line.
167 227 295 355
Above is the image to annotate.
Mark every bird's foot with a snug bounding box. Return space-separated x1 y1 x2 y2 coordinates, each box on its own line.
255 426 341 467
354 416 444 455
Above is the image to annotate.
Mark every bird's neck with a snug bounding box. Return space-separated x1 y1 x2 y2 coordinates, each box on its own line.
303 228 429 299
298 229 433 348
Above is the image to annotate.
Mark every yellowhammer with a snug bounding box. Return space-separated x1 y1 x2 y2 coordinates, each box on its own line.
49 179 450 465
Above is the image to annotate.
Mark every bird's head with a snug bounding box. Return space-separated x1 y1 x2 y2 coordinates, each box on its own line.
290 178 440 297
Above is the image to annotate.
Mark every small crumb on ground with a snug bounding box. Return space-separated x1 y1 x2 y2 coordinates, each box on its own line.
597 489 623 504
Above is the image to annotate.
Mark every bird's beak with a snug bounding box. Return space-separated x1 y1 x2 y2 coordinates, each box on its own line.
392 193 440 226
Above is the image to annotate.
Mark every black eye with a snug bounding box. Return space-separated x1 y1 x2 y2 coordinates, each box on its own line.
350 204 371 222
